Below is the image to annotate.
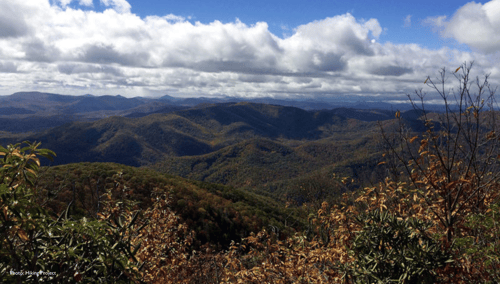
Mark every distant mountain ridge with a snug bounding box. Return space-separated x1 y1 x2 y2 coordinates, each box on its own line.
0 91 424 116
0 102 401 166
0 92 149 114
0 91 422 133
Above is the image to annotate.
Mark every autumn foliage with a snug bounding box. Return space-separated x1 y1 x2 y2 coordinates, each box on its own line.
126 63 500 283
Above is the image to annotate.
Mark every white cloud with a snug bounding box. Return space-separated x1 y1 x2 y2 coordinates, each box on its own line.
79 0 93 6
0 61 18 73
100 0 131 14
404 15 411 28
425 0 500 54
277 14 382 74
55 0 73 7
0 0 497 99
162 14 186 22
0 1 33 38
423 15 447 29
55 0 93 8
144 19 283 73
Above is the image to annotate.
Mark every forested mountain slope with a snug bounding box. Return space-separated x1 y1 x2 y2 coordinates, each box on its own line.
1 102 401 167
35 162 303 247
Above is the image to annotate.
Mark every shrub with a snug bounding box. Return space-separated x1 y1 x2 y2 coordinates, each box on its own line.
347 210 452 283
0 142 143 283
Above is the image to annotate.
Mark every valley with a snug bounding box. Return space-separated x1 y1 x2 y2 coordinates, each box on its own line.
0 92 409 203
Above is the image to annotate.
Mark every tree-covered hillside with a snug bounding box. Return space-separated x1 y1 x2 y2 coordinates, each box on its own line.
0 102 407 203
35 162 305 247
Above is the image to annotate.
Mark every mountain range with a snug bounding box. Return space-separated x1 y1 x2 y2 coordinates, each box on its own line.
0 91 431 132
0 91 426 202
0 90 436 250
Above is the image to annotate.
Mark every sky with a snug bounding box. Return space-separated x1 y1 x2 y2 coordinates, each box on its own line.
0 0 499 101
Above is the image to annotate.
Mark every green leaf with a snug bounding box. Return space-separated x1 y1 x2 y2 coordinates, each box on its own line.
127 211 140 229
118 216 123 228
65 201 73 220
132 241 141 256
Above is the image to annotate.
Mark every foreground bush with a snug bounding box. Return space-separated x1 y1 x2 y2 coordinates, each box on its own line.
0 142 142 283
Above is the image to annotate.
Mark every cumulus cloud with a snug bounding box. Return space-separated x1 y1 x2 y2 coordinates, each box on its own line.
425 0 500 54
0 0 497 99
286 15 381 56
0 1 30 38
0 61 18 73
23 38 61 62
57 63 123 76
145 19 283 73
79 43 150 66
